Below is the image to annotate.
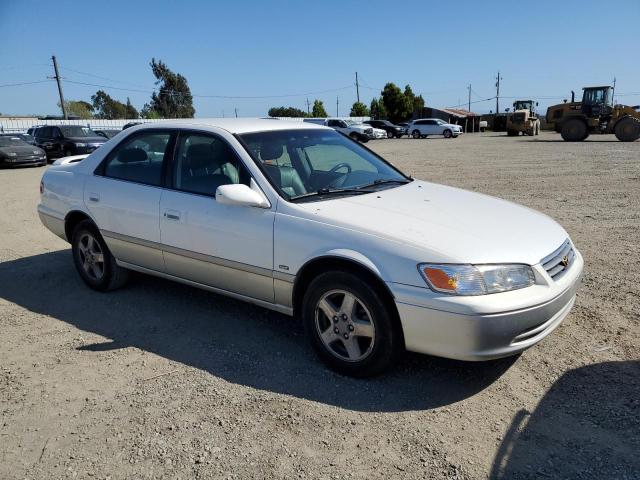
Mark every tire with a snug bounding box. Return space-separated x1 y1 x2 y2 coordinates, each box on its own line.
359 136 369 143
349 132 359 142
71 220 129 292
561 119 588 141
302 271 401 377
443 129 452 138
411 129 421 139
386 131 394 139
63 148 73 157
614 116 640 142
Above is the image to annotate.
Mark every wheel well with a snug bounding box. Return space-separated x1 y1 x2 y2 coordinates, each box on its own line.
292 257 405 346
64 211 92 242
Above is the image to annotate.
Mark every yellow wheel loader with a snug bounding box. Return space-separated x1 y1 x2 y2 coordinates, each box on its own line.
506 100 540 136
546 86 640 142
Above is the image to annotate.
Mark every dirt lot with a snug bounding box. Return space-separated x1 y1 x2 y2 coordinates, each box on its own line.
1 131 638 480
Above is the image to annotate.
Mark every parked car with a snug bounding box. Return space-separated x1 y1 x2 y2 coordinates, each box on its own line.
37 119 583 377
408 118 463 138
0 133 36 145
34 125 107 160
26 126 44 137
396 122 410 136
370 127 387 139
0 135 47 167
94 129 120 139
323 118 372 142
479 120 488 132
363 120 405 138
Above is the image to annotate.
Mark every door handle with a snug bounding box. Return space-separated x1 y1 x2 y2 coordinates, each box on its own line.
88 193 100 202
164 209 181 221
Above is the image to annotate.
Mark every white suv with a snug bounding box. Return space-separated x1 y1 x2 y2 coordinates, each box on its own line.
408 118 463 139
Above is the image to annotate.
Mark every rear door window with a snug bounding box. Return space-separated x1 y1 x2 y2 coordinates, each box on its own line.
100 131 172 187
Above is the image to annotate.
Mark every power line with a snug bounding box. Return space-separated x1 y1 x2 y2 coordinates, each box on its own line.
0 80 52 88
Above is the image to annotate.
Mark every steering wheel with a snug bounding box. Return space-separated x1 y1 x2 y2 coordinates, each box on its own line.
329 162 352 174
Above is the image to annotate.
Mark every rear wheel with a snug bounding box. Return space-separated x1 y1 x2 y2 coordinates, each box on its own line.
561 119 588 141
386 131 394 139
71 220 129 292
302 271 401 377
443 129 452 138
614 116 640 142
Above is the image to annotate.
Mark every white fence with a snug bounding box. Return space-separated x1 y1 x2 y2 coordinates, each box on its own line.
0 116 372 134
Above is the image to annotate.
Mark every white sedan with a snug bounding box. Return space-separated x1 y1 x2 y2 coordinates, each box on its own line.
38 119 583 377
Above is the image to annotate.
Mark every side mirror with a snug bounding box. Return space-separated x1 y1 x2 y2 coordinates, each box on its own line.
215 183 269 208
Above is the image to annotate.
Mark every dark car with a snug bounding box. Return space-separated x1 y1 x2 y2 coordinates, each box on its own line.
363 120 406 138
0 133 36 145
94 129 120 139
0 135 47 167
34 125 107 160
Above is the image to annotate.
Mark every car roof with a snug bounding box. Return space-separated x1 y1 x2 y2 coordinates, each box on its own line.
130 118 331 135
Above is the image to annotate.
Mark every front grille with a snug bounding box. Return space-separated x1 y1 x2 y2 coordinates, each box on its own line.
513 113 526 123
541 239 575 280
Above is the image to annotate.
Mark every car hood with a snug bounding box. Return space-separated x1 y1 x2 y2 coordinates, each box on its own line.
0 145 44 157
66 136 106 143
296 180 568 265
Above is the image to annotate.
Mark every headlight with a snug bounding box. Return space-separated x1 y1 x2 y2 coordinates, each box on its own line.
418 263 535 295
75 143 87 147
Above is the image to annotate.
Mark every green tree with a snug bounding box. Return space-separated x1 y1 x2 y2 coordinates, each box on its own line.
125 97 139 119
403 85 424 118
147 58 195 118
91 90 128 119
349 102 369 117
268 106 308 117
381 83 408 123
312 99 328 117
58 100 93 119
369 97 387 120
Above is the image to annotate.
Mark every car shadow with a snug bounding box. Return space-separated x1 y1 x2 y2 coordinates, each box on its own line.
490 360 640 479
0 250 517 413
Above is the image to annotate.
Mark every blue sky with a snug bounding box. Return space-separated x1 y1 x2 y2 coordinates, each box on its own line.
1 0 639 117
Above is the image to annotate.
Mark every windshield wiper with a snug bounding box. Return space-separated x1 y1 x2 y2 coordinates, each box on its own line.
357 178 412 189
290 187 375 202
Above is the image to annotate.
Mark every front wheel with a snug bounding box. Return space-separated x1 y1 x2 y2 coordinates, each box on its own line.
386 131 394 138
72 220 129 292
302 271 401 377
614 116 640 142
561 119 588 141
411 129 421 139
443 129 452 138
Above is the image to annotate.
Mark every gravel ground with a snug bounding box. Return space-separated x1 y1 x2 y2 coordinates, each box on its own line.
1 131 638 479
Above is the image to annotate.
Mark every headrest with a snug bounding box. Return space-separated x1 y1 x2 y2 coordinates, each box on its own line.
186 143 216 170
259 142 283 161
118 147 147 163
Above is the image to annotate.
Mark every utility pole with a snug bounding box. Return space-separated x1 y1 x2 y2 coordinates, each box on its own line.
612 76 617 104
336 96 339 117
495 71 502 115
306 97 310 115
50 55 67 119
468 84 471 112
355 72 360 103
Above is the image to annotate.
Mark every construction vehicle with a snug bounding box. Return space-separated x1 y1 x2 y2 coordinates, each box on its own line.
506 100 540 136
546 86 640 142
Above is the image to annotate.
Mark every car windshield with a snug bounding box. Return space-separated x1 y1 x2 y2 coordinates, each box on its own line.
343 120 359 126
59 126 97 137
0 137 26 147
239 129 410 201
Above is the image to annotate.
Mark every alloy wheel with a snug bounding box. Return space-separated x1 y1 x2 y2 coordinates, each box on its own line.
77 232 105 280
315 289 375 362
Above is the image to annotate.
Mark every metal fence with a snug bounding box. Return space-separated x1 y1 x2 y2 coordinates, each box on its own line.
0 116 371 134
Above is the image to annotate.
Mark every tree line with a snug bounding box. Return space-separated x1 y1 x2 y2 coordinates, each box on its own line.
267 83 425 123
60 59 195 120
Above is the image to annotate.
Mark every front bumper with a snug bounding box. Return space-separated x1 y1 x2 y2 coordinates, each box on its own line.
390 249 583 361
0 155 47 166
